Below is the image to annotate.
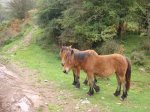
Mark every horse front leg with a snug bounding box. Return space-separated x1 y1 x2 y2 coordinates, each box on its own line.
83 77 88 85
75 68 80 88
72 70 77 85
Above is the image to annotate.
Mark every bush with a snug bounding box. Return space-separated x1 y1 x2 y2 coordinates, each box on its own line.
95 40 124 54
131 51 145 66
140 37 150 53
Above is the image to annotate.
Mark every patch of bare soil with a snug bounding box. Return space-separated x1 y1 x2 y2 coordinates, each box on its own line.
0 63 43 112
0 62 103 112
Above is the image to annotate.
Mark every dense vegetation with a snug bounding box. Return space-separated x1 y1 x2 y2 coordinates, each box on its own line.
37 0 150 50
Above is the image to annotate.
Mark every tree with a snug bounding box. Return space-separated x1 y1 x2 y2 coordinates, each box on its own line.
36 0 148 49
135 0 150 35
37 0 68 42
7 0 34 19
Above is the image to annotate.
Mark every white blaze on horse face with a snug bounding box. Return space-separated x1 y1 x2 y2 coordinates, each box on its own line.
61 60 65 65
65 67 69 72
63 65 70 73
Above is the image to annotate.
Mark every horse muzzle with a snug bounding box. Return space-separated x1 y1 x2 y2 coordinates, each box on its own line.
63 70 68 74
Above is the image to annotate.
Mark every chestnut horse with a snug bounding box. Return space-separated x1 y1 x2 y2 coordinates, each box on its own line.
63 49 131 100
60 46 98 88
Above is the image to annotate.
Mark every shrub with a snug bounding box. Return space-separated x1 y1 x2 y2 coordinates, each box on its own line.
131 51 145 66
95 40 124 54
140 37 150 53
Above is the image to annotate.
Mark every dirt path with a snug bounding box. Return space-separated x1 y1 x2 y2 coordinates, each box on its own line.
7 26 36 53
0 62 101 112
0 63 43 112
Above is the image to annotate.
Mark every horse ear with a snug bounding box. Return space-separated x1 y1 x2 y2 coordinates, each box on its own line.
71 49 74 55
69 45 72 48
68 45 72 50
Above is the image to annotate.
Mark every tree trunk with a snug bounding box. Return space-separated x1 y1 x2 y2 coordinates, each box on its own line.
117 20 124 39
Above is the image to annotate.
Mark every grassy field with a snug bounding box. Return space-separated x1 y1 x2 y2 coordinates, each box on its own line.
1 29 150 112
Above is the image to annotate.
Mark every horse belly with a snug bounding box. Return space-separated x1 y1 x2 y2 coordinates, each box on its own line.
95 66 115 77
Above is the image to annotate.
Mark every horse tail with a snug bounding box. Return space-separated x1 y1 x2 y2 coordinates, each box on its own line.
125 58 131 91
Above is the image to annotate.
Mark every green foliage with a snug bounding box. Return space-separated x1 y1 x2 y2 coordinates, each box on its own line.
1 0 150 51
56 0 120 47
37 0 68 43
95 40 124 55
36 0 150 49
101 26 117 41
140 37 150 52
134 0 150 35
131 51 145 65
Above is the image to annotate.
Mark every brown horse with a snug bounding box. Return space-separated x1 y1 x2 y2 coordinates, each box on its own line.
60 46 98 88
63 49 131 100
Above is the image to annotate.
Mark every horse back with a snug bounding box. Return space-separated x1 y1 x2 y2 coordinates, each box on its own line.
84 54 128 76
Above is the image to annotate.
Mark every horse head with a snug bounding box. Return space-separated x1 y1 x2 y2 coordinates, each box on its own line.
60 46 72 66
63 49 75 74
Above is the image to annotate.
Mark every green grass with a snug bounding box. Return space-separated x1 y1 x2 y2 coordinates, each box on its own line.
48 103 62 112
1 30 150 112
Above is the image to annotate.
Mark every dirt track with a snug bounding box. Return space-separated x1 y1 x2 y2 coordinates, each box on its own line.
0 63 44 112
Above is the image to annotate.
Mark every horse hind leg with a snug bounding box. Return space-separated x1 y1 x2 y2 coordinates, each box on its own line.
117 73 128 100
93 81 100 92
121 80 127 100
114 74 121 96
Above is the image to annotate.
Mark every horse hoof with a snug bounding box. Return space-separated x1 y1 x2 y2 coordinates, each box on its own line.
75 83 80 88
120 97 124 101
87 90 94 96
72 82 77 85
87 92 93 96
113 91 120 97
83 80 88 85
94 86 100 92
120 96 126 101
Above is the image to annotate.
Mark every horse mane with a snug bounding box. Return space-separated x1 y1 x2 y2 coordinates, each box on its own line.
64 47 95 62
74 50 89 61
